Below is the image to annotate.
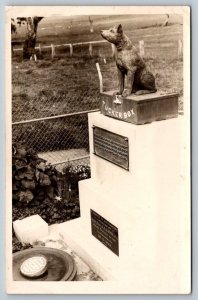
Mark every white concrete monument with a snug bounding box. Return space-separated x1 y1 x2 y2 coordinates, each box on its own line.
59 91 190 293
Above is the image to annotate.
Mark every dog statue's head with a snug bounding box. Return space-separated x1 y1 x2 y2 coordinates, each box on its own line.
101 24 123 45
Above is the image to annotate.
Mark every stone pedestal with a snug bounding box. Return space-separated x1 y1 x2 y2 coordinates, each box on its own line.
59 102 190 293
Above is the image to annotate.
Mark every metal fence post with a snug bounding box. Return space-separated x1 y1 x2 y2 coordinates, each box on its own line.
96 63 103 93
89 43 93 57
69 44 73 57
139 40 145 58
178 40 182 60
38 44 42 54
51 44 55 58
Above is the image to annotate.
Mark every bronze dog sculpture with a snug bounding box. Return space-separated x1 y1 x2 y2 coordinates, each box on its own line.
101 24 157 96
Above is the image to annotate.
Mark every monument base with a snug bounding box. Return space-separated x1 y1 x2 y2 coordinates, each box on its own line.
59 179 188 292
59 112 190 293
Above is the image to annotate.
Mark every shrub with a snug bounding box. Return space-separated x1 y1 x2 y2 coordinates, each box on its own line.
12 143 60 205
12 144 90 225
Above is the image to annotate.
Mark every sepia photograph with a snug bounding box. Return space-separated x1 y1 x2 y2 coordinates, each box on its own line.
5 6 190 294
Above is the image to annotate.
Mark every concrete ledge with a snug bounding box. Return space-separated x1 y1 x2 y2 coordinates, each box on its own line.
59 219 118 281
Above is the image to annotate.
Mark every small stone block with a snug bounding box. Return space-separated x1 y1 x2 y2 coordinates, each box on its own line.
100 90 178 125
13 215 48 245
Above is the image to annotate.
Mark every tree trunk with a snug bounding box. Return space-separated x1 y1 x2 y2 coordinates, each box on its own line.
23 17 43 60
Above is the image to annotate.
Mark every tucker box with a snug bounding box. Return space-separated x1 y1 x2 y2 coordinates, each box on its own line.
100 90 179 125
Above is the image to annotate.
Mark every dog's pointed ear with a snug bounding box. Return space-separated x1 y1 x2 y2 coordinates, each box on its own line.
117 24 123 34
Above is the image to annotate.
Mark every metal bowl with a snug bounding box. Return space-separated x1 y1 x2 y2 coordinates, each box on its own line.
13 247 77 281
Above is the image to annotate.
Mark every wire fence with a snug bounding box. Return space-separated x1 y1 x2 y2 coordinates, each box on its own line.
12 93 100 171
12 92 100 123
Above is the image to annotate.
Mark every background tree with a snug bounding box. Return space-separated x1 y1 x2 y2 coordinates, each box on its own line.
15 17 43 60
11 18 17 34
11 18 17 53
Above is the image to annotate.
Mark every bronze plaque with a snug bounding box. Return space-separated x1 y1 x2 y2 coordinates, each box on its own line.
93 126 129 170
91 209 119 256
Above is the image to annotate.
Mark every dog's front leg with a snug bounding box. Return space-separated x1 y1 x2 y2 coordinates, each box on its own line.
114 67 124 95
123 67 137 97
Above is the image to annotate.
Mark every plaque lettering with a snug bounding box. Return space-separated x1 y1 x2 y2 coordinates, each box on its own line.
93 126 129 170
91 209 119 256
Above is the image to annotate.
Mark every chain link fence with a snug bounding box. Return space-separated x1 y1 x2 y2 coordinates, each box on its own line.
12 91 101 123
12 92 100 171
12 43 108 172
12 113 91 169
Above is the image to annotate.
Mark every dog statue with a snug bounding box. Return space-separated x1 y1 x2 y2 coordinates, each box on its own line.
101 24 157 97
